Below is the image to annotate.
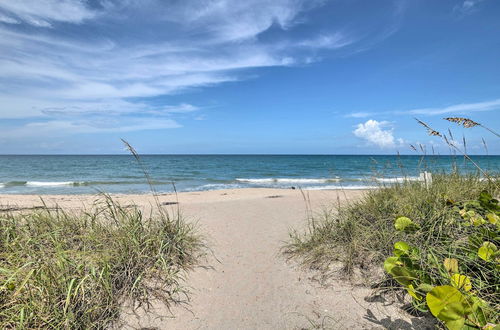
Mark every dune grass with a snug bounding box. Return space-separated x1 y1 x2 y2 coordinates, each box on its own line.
286 173 497 273
0 195 202 329
285 173 499 320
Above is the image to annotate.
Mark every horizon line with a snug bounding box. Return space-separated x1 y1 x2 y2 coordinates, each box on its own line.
0 153 498 156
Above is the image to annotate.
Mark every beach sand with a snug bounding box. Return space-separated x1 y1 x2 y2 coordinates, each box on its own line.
0 188 430 329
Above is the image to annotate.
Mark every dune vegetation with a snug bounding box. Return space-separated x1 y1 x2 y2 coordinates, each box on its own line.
0 194 202 329
286 118 500 329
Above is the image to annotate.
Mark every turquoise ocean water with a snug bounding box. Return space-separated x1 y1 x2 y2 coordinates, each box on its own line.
0 155 498 194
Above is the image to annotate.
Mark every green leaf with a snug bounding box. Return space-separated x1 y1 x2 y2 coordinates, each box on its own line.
451 274 472 292
389 266 418 287
384 256 401 274
426 285 464 318
395 216 415 231
394 241 411 256
486 213 499 224
478 242 498 262
444 318 465 330
478 190 500 212
472 214 486 226
439 301 466 321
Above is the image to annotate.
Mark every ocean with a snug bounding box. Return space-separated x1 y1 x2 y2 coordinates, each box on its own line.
0 155 498 194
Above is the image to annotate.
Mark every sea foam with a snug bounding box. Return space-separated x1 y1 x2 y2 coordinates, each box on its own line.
25 181 82 187
373 176 420 183
304 185 378 190
235 177 341 184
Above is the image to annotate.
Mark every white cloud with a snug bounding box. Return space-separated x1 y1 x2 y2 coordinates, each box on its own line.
0 0 351 121
345 111 371 118
39 101 199 117
353 119 399 149
0 14 19 24
0 118 181 139
296 32 354 49
0 0 406 150
406 98 500 115
0 0 95 27
454 0 485 14
345 97 500 118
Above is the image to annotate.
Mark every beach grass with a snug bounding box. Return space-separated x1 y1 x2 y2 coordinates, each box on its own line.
0 195 202 329
284 172 500 290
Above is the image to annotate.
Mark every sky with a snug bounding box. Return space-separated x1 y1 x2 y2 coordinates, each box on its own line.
0 0 499 154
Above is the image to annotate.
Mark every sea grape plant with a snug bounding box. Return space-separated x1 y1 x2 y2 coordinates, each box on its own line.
384 191 499 330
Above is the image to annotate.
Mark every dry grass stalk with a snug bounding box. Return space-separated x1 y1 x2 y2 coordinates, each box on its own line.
444 117 480 128
444 117 500 138
415 118 489 178
415 118 442 137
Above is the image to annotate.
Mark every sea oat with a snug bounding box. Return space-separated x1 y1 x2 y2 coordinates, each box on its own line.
444 117 480 128
415 118 442 137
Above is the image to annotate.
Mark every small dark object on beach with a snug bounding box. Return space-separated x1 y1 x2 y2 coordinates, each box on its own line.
161 201 179 205
291 186 296 190
266 195 283 199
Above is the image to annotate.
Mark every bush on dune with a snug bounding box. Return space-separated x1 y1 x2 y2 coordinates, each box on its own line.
0 195 202 329
285 173 499 329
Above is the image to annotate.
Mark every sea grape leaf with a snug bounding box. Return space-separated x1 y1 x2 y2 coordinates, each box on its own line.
395 216 419 231
426 285 464 318
478 242 498 262
451 274 472 292
444 318 465 330
389 266 418 287
393 241 411 256
478 191 500 212
383 256 401 273
472 214 486 226
443 258 459 273
486 212 499 224
438 301 466 321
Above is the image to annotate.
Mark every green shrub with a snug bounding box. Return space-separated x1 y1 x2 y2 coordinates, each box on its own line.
384 190 499 329
285 173 499 328
0 195 202 329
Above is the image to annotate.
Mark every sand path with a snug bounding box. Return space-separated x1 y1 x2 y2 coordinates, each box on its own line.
0 189 430 329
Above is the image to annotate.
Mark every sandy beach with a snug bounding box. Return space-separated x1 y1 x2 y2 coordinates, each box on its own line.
0 188 429 329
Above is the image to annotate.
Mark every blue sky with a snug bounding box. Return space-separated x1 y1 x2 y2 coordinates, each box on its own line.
0 0 499 154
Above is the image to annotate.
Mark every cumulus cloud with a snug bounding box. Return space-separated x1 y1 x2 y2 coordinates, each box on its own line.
353 120 402 149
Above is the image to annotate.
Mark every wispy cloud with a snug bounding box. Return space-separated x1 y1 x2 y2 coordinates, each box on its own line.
0 0 96 27
0 0 350 123
0 118 181 139
453 0 486 15
405 98 500 115
345 112 373 118
0 0 408 150
346 98 500 118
